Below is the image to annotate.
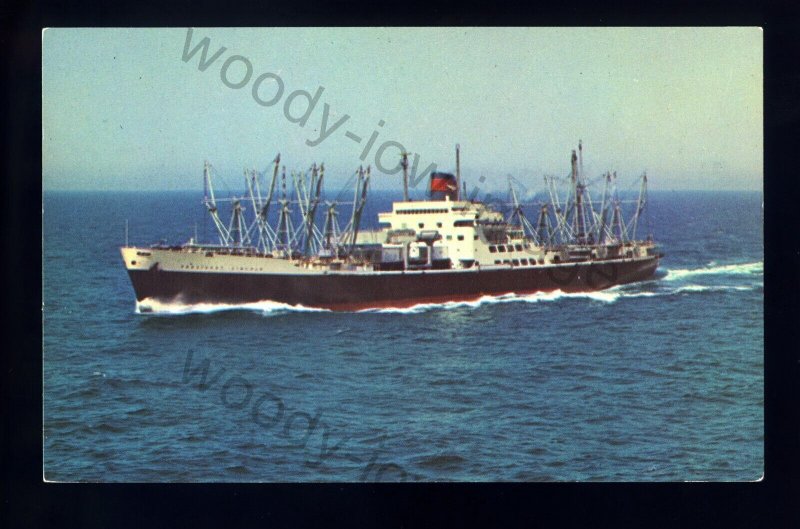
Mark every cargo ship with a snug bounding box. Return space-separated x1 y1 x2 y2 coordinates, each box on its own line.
121 143 662 311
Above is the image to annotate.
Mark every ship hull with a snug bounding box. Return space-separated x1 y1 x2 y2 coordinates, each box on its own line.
126 256 660 311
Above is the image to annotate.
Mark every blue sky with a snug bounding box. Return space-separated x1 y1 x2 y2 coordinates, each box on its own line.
43 27 762 192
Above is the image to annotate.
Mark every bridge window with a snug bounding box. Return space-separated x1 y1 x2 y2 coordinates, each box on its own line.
397 208 448 214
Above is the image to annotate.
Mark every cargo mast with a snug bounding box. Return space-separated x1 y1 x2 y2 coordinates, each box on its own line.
535 204 553 246
202 161 232 246
401 151 410 202
302 163 324 256
630 172 648 240
275 166 294 253
571 147 589 245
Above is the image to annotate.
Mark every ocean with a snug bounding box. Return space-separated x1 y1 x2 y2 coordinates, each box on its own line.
42 189 763 481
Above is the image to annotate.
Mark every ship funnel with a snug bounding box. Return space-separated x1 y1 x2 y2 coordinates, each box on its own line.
430 172 458 201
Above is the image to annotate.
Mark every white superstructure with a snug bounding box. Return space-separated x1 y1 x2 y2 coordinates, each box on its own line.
375 196 546 269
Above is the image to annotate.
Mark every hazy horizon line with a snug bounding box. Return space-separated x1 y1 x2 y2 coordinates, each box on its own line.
42 187 764 193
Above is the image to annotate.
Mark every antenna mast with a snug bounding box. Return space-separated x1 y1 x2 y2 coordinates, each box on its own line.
455 144 461 201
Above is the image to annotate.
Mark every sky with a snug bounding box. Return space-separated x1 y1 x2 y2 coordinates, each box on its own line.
43 27 762 193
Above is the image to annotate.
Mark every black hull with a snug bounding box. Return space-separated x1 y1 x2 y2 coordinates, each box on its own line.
127 257 660 311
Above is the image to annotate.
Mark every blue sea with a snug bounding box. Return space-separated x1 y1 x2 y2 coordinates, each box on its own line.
42 189 763 481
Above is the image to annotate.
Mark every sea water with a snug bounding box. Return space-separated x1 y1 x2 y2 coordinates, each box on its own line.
43 190 763 481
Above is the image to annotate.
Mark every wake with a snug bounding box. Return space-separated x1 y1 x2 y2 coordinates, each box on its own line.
357 290 623 314
664 261 762 281
135 298 330 316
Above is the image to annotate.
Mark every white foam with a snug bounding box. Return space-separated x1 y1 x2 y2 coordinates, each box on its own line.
357 295 506 314
135 298 330 316
358 289 624 314
664 261 763 282
361 281 761 314
672 284 757 294
674 284 709 293
612 290 659 298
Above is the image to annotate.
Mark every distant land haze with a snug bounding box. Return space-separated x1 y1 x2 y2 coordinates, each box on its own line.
43 27 762 192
